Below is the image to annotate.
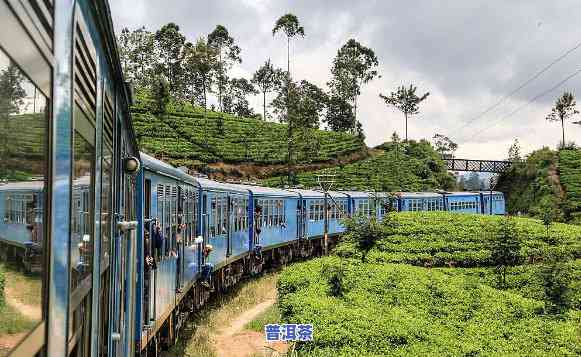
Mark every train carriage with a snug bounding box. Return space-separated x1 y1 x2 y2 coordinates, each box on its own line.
444 192 482 214
236 184 299 250
0 181 44 272
397 192 445 212
478 191 505 215
0 0 141 356
195 178 250 270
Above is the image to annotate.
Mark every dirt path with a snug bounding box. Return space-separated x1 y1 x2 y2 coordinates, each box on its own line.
212 291 287 357
4 286 41 321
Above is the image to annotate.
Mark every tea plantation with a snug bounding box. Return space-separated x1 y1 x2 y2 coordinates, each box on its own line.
131 94 366 170
278 213 581 356
496 147 581 223
263 140 456 190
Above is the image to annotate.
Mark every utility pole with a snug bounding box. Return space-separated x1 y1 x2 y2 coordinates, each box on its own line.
489 175 497 215
317 173 336 255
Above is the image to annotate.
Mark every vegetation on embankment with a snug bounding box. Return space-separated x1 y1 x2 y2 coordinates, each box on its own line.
168 273 279 357
277 212 581 356
496 147 581 223
131 93 368 179
263 139 457 190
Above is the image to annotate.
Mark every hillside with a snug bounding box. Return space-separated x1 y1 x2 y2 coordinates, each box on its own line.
262 140 457 191
496 147 581 223
278 213 581 356
131 94 368 179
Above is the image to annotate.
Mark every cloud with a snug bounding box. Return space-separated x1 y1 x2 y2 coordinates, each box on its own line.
110 0 581 159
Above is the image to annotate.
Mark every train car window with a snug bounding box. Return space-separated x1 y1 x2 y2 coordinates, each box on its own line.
171 186 178 253
71 106 95 289
0 41 49 350
164 185 171 255
209 197 216 237
101 143 113 264
156 184 163 258
145 179 151 220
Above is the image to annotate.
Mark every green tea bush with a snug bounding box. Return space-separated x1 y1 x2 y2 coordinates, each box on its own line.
263 139 456 190
278 257 581 356
338 212 581 268
131 93 366 166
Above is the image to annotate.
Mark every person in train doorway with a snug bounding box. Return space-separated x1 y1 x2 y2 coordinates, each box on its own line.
201 244 214 289
253 204 263 262
153 223 164 260
174 223 185 293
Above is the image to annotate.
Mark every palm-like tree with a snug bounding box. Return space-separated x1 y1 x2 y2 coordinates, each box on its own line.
380 84 430 141
273 14 305 183
546 91 579 147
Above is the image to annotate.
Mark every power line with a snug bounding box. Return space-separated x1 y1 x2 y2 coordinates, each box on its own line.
463 68 581 141
454 39 581 133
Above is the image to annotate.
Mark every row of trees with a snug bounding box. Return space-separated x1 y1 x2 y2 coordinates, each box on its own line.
118 17 385 134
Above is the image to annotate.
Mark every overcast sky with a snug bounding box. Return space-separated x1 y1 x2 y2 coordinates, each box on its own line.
111 0 581 160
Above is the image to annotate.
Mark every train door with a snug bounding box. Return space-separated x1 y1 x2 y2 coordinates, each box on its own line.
109 120 137 356
202 193 208 265
227 195 233 257
299 199 307 239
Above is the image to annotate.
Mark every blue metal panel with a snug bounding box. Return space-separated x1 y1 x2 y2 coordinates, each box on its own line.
134 169 145 341
47 1 76 355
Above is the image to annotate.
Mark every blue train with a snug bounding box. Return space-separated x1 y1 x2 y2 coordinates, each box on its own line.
0 1 506 356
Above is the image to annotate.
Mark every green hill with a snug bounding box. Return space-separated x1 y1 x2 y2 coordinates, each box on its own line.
496 147 581 223
278 213 581 356
262 140 457 191
131 93 367 178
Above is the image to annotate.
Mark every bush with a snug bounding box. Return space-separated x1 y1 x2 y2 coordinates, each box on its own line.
341 212 581 268
0 265 4 308
278 258 580 356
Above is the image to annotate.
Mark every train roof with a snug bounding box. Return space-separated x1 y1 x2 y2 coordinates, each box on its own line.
475 191 503 195
195 177 249 194
0 180 44 191
396 192 443 198
444 191 485 197
340 191 371 198
287 188 325 198
234 184 299 198
141 152 197 185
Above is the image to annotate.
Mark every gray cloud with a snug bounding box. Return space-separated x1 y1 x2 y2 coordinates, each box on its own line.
111 0 581 160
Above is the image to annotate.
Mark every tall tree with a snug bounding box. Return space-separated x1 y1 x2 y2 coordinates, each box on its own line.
379 84 430 141
324 95 355 132
222 78 258 117
208 25 242 112
273 13 305 183
118 27 155 89
432 133 458 159
154 23 186 94
546 91 579 148
0 62 26 178
328 39 379 126
182 39 217 113
507 138 521 161
0 63 26 116
251 59 283 121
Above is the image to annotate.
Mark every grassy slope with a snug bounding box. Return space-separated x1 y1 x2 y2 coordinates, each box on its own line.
263 140 456 191
496 147 581 223
131 95 367 177
278 213 581 356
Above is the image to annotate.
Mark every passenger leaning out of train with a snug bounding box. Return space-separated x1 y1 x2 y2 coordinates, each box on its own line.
201 244 213 289
153 223 164 260
144 228 157 271
253 205 263 261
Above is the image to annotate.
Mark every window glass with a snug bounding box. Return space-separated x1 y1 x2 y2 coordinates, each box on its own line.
71 108 95 289
0 46 48 350
100 144 113 264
